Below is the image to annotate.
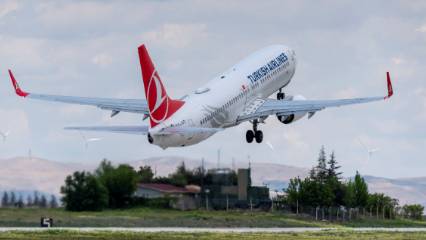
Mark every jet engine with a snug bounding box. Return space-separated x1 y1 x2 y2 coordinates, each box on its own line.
277 95 307 124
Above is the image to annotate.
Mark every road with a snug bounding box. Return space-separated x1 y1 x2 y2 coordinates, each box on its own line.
1 227 426 233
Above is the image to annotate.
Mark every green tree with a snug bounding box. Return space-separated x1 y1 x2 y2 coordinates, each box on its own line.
26 195 33 207
344 180 356 208
1 192 9 207
33 191 40 206
169 162 191 186
40 195 47 208
97 161 139 208
16 195 24 208
10 192 16 207
49 195 58 208
326 151 345 206
327 151 342 179
61 171 108 211
138 166 154 183
402 204 424 220
285 177 302 210
310 146 327 183
353 171 369 207
367 193 398 218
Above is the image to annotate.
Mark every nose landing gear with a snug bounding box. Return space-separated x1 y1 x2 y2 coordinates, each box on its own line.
246 119 263 143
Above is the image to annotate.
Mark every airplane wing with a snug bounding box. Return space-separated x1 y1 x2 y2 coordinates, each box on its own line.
64 125 222 135
8 70 148 116
237 72 394 123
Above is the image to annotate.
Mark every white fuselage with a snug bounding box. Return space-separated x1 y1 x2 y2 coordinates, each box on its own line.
150 45 297 149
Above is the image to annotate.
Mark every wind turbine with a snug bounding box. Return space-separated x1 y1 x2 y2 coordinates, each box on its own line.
357 138 380 161
80 132 102 149
266 141 275 151
0 131 10 142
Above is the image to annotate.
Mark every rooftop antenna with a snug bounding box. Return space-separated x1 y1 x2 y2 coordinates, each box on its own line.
248 155 251 169
28 148 32 161
0 131 10 142
80 132 102 149
357 137 380 161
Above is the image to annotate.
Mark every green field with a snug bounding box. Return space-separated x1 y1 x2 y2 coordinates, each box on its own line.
1 231 426 240
0 208 425 228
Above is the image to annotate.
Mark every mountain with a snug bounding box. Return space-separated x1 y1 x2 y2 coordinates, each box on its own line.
0 156 424 208
0 157 90 196
364 176 426 207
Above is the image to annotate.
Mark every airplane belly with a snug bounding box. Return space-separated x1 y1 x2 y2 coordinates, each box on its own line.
152 131 215 149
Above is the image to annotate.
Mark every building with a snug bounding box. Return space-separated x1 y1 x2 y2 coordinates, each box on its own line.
202 168 271 210
135 183 200 210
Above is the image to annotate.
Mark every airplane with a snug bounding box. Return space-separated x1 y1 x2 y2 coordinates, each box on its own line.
8 44 394 149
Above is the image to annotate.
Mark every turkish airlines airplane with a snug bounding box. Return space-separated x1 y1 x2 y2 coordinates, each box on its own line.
8 44 393 149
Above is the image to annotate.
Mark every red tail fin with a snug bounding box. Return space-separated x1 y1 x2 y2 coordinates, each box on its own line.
138 45 184 127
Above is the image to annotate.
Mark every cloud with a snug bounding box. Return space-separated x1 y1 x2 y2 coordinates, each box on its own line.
391 57 404 65
141 23 208 48
415 24 426 33
92 53 113 67
0 0 19 18
0 108 30 137
36 2 114 27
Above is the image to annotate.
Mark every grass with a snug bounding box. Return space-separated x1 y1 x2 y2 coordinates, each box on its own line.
0 207 425 228
1 231 426 240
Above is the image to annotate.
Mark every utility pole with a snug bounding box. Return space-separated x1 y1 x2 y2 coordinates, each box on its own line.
205 189 210 211
217 149 221 168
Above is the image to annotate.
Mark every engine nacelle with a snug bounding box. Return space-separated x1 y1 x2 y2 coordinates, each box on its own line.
277 95 307 124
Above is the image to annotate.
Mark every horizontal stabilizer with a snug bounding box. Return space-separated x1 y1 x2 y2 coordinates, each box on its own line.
65 126 149 135
64 125 222 135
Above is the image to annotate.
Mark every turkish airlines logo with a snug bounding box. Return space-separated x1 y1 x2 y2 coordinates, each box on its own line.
147 71 169 123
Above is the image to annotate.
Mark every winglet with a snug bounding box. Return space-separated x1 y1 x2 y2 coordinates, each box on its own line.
8 70 29 97
384 72 393 100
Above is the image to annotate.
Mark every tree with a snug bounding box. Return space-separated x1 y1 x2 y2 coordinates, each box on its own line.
138 166 154 183
49 195 59 208
402 204 424 220
10 192 16 207
344 180 356 208
1 192 9 207
97 161 139 208
327 151 342 179
40 195 47 208
169 162 190 186
26 195 33 207
16 195 24 208
353 171 369 207
61 171 108 211
285 177 302 210
33 191 40 206
310 146 328 184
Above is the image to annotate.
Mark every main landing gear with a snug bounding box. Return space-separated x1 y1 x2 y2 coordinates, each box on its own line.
246 119 263 143
277 88 285 100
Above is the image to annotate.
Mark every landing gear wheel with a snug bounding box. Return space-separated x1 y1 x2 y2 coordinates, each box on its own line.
246 130 254 143
277 92 285 100
255 130 263 143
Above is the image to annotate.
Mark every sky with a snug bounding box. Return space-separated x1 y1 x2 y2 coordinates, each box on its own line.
0 0 425 178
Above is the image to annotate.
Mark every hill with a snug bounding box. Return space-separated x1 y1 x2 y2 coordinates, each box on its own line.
0 156 424 207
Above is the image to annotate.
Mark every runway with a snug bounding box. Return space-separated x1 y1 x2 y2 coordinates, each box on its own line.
1 227 426 233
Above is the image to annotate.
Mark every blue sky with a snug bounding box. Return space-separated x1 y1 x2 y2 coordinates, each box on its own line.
0 0 425 178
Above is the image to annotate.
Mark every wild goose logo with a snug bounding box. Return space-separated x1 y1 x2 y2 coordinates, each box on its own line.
147 71 169 123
